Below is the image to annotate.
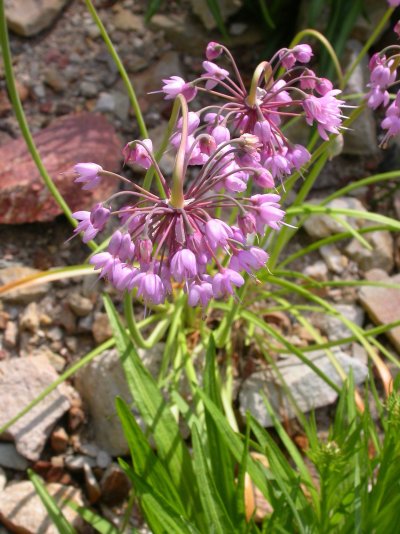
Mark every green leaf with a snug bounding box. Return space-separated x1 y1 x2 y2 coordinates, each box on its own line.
145 0 163 22
115 396 186 516
192 423 236 533
203 335 236 514
103 294 199 516
122 464 200 534
205 0 229 39
67 503 119 534
28 470 77 534
196 388 272 500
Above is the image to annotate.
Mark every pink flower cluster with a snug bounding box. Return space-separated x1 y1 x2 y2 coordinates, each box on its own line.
367 47 400 146
71 42 344 308
161 41 345 180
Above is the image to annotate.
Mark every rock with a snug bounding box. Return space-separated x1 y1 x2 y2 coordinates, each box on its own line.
0 356 70 461
0 266 50 303
67 292 93 317
75 344 163 456
75 349 133 456
65 454 97 472
0 481 83 534
133 50 184 98
302 197 366 238
95 91 130 121
91 312 113 344
149 13 208 54
345 230 394 273
113 8 144 32
239 349 368 427
3 320 18 348
100 463 131 506
342 40 378 157
311 304 365 343
0 113 121 224
320 244 349 274
19 302 40 332
0 443 29 471
50 426 69 453
0 468 6 493
44 68 66 93
303 261 328 282
190 0 242 30
359 273 400 351
84 462 101 504
79 80 98 98
5 0 69 37
96 449 111 469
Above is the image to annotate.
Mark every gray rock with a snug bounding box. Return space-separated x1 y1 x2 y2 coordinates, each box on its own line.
0 443 29 471
190 0 242 30
311 304 365 343
0 481 83 534
95 91 130 121
79 80 99 98
320 244 349 274
0 356 70 461
96 449 112 469
65 454 97 472
345 230 394 273
302 197 367 238
75 345 164 456
0 266 50 303
5 0 69 37
342 40 378 157
0 467 6 493
239 349 368 426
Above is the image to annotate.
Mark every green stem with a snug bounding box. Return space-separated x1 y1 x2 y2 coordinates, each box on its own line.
143 97 182 195
341 7 395 89
170 95 189 208
84 0 148 139
289 28 344 87
0 2 97 245
247 61 269 106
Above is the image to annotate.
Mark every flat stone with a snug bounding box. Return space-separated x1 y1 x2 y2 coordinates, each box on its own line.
311 304 365 344
0 356 70 461
359 273 400 351
91 312 113 344
0 481 83 534
5 0 69 37
239 349 368 427
84 463 101 504
0 266 50 303
345 230 394 273
75 345 164 456
3 321 18 347
302 197 366 239
190 0 242 30
0 113 121 224
320 244 349 274
0 443 29 471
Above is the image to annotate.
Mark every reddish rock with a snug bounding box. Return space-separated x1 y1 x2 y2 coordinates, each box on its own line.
0 113 122 224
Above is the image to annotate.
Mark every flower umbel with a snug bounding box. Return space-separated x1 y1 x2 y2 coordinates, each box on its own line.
71 41 345 307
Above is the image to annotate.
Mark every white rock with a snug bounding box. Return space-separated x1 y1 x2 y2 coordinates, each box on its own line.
0 356 70 461
239 349 368 427
345 230 394 273
0 481 83 534
311 303 365 343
